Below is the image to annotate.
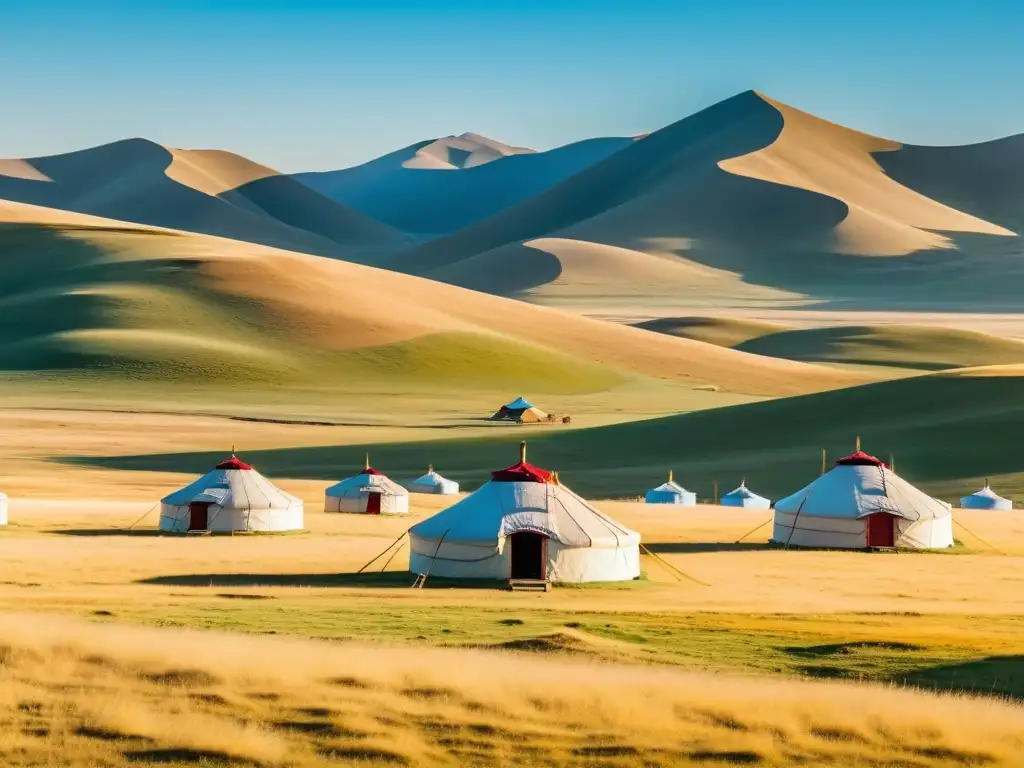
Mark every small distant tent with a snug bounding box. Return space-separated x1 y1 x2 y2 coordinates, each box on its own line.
408 442 640 583
491 397 549 423
961 481 1012 511
773 448 953 549
406 466 459 495
160 455 304 533
325 456 409 515
720 480 771 509
645 471 696 506
0 491 7 526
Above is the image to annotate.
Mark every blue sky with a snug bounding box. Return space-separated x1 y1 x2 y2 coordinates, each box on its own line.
2 0 1021 171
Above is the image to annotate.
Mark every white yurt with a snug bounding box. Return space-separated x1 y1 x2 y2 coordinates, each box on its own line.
961 481 1013 511
406 466 459 495
720 480 771 509
0 491 7 526
160 455 304 533
409 443 640 583
773 449 953 549
645 471 696 506
325 457 409 514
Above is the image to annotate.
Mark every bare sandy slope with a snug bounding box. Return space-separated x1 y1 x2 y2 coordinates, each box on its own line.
390 91 1021 310
0 138 405 259
402 131 534 169
0 204 864 396
720 94 1012 256
434 236 805 307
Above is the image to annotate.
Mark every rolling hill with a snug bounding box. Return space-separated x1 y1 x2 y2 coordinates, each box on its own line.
0 139 406 259
294 134 632 236
385 91 1022 310
633 317 793 347
635 317 1024 371
100 366 1024 502
736 325 1024 370
0 201 864 398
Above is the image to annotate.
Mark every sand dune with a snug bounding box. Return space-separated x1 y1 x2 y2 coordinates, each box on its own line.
294 135 632 235
385 91 1021 310
0 204 864 397
402 131 534 169
434 236 804 307
0 139 405 259
720 94 1013 255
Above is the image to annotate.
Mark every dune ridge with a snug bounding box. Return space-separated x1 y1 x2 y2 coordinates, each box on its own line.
294 134 633 235
379 90 1020 310
0 138 406 259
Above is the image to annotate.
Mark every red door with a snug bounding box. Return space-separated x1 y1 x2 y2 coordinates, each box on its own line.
366 493 382 515
188 502 210 531
866 513 896 547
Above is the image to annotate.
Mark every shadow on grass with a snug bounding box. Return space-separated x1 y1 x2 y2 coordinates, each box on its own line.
899 655 1024 700
136 571 507 590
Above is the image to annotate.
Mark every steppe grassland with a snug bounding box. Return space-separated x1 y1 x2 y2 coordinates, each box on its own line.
3 613 1024 767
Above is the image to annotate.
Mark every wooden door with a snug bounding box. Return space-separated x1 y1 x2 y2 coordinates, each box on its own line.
509 532 546 580
866 513 896 547
188 502 210 531
366 492 382 515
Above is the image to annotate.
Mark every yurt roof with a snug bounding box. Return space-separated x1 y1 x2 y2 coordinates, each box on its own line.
504 396 534 409
411 467 454 486
650 480 691 494
835 450 888 467
410 444 637 548
962 485 1009 502
775 457 950 521
327 470 406 496
492 459 552 483
216 455 252 470
722 482 765 500
162 455 299 509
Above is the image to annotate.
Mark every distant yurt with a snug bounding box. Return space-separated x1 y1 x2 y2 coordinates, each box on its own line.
409 443 640 583
720 480 771 509
325 457 409 515
0 491 7 526
961 482 1012 511
773 449 953 549
406 466 459 495
491 397 549 423
160 455 303 533
645 471 696 506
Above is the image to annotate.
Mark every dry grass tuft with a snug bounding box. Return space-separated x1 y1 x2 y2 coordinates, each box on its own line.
0 613 1022 766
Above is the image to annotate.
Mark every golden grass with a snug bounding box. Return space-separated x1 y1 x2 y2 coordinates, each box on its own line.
2 612 1023 767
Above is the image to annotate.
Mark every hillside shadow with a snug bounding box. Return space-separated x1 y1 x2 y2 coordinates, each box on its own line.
137 572 505 590
899 655 1024 700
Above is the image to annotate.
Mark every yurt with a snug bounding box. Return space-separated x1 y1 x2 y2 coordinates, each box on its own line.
773 448 954 549
720 480 771 509
325 457 409 514
406 466 459 495
160 455 303 533
409 443 640 583
961 482 1012 511
0 491 7 526
645 471 696 506
491 397 549 423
